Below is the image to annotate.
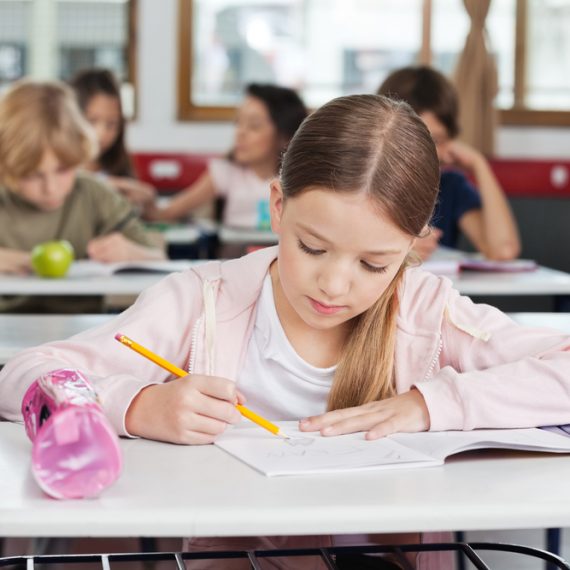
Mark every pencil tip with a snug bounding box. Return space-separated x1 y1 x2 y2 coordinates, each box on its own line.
114 333 124 342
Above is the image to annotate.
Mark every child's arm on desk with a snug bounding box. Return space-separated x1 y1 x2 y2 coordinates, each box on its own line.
107 175 156 207
300 389 430 440
449 141 520 261
0 246 32 274
144 172 216 222
87 232 166 262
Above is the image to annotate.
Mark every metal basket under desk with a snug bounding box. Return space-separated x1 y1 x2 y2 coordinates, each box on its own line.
0 542 569 570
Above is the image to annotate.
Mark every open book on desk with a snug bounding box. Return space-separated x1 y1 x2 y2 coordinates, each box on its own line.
421 258 538 275
215 421 570 477
67 259 194 278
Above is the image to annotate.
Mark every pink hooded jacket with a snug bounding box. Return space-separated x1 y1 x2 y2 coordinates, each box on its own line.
2 246 570 433
2 246 570 570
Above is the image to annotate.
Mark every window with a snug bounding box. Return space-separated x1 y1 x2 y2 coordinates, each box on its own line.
179 0 424 119
178 0 570 125
0 0 136 116
0 1 30 89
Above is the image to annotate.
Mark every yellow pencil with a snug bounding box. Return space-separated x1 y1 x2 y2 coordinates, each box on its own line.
114 333 290 439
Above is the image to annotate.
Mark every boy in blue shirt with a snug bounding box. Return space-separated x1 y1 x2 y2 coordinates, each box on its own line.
378 66 520 261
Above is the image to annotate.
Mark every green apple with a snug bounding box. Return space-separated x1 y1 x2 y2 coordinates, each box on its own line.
31 240 75 278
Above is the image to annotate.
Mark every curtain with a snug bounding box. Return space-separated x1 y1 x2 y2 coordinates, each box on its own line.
453 0 498 155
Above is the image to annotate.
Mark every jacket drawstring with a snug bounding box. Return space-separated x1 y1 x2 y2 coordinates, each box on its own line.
203 280 217 376
445 306 492 342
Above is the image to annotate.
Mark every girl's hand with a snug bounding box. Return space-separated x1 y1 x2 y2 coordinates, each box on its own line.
299 389 430 440
443 140 484 172
126 374 245 444
0 248 32 275
107 176 156 207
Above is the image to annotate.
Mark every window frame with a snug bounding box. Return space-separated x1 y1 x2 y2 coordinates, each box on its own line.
177 0 570 126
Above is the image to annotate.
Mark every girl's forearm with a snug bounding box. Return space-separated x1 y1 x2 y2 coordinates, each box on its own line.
472 158 521 260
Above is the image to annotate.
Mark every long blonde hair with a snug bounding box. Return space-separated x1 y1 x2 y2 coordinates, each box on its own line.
0 79 96 188
279 94 440 410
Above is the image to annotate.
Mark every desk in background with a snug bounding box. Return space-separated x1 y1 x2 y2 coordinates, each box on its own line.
2 263 570 298
0 314 112 365
1 312 570 366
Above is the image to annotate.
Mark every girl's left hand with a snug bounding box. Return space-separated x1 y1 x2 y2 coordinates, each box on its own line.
299 389 430 440
108 176 156 206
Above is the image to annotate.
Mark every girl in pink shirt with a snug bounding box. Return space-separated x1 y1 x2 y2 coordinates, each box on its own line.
144 84 307 229
3 94 570 569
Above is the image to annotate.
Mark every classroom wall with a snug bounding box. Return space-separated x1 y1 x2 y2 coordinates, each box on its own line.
128 0 570 158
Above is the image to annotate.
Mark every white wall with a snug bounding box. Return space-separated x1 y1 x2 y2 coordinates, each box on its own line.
127 0 570 159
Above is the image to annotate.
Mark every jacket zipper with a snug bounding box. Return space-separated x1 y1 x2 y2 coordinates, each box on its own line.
187 317 202 374
187 280 217 375
424 336 443 380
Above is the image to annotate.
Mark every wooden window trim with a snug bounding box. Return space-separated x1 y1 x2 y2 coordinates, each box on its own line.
177 0 570 126
128 0 138 118
500 110 570 128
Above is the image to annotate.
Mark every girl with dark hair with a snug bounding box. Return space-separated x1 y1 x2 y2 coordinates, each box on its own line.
144 83 308 228
70 68 155 207
3 95 570 569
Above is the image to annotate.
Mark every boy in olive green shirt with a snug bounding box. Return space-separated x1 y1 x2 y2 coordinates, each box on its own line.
0 80 164 311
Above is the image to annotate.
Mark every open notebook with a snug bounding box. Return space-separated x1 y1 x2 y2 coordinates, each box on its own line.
67 260 194 278
215 421 570 477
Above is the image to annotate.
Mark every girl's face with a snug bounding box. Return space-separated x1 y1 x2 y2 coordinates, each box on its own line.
15 149 77 211
84 93 122 155
233 96 280 169
270 182 415 332
419 111 452 165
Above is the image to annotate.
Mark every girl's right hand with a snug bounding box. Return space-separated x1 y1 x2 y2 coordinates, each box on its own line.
125 374 244 444
0 248 32 275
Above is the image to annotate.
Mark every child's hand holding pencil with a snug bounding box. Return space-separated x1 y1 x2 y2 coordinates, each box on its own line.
125 372 244 445
117 334 290 444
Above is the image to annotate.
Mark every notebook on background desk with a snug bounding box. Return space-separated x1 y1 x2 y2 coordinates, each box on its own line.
421 258 538 275
66 260 195 278
215 421 570 477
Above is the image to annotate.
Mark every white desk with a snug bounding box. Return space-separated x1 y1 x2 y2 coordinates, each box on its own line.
2 421 570 538
0 273 169 296
3 261 570 299
0 260 202 297
509 312 570 332
163 225 201 244
446 266 570 296
0 315 113 365
218 226 278 245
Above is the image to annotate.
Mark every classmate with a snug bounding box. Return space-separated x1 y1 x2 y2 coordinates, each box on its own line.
2 94 570 569
378 65 521 261
144 83 307 229
71 68 155 207
0 80 165 310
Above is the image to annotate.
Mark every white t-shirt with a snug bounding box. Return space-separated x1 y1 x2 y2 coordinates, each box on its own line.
236 274 336 420
208 158 272 228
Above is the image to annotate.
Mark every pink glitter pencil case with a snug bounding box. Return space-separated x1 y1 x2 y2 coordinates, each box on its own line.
21 368 122 499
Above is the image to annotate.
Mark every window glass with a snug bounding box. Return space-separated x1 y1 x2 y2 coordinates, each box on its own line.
0 0 30 89
527 0 570 110
191 0 423 109
57 0 129 81
0 0 133 113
